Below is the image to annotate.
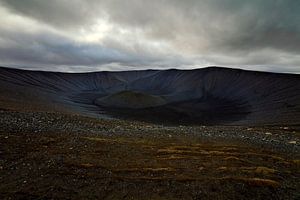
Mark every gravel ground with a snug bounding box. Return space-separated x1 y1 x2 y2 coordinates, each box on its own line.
0 109 300 199
0 109 299 155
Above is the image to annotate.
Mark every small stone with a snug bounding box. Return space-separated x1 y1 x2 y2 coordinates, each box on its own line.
288 141 297 144
265 132 272 135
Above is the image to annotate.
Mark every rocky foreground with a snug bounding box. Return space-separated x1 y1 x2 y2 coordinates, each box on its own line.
0 109 299 199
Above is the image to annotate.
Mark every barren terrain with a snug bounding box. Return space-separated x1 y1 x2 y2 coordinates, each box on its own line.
0 67 299 199
0 110 299 199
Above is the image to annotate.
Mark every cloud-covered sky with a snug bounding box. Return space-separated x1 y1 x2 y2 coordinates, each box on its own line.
0 0 299 73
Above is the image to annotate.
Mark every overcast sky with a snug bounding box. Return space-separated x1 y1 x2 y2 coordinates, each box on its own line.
0 0 299 73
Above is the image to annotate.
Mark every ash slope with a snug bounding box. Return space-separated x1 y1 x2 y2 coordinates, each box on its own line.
0 66 299 125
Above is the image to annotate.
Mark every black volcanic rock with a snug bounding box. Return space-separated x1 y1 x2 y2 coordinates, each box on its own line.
0 66 299 125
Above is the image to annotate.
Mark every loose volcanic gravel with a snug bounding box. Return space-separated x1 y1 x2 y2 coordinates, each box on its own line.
0 110 299 155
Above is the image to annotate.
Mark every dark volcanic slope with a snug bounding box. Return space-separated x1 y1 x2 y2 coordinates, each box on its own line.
0 66 299 125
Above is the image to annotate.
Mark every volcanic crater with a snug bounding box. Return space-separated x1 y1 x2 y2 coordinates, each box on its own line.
0 66 299 125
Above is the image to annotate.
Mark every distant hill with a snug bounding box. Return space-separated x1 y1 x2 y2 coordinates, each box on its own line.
0 66 299 125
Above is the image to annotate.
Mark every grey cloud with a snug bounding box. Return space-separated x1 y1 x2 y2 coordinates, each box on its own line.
101 0 300 57
0 28 196 71
0 0 299 72
0 30 126 65
0 0 102 29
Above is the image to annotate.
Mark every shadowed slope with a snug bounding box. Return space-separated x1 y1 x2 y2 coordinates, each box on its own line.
95 91 167 109
0 66 299 125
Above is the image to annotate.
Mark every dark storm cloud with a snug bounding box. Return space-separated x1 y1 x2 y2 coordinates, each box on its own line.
0 0 299 72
